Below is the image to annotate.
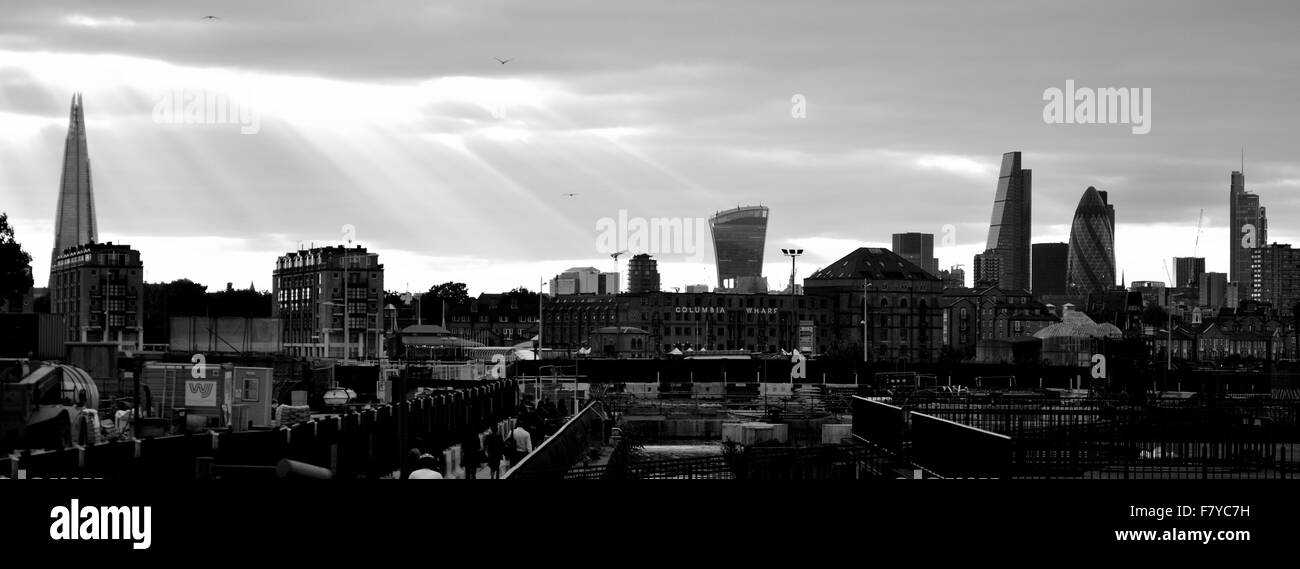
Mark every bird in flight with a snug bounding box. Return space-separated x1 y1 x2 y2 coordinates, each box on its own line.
201 15 220 20
495 58 514 65
562 193 579 198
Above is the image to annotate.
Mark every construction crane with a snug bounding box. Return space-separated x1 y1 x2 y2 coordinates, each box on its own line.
610 250 628 290
1192 208 1204 258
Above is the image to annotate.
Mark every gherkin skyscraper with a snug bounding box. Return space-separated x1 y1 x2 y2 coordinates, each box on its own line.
51 93 98 271
1067 186 1116 298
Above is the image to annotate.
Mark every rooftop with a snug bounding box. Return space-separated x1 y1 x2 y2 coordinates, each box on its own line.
807 248 938 282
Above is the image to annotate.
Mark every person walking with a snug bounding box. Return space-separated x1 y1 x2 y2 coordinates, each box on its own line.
510 421 533 468
461 428 483 480
483 425 505 479
401 446 423 480
408 454 443 479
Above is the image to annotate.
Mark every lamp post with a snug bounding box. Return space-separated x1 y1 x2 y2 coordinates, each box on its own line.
781 248 803 352
536 277 543 403
862 282 873 364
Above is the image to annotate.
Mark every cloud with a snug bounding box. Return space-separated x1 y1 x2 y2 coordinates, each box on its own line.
63 14 137 29
3 0 1300 293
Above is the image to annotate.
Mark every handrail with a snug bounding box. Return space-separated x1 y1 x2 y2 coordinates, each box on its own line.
502 400 604 479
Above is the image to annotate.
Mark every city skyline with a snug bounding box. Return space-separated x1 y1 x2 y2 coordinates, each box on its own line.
3 1 1300 295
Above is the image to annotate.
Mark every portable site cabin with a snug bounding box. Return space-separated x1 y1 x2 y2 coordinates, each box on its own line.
140 362 274 432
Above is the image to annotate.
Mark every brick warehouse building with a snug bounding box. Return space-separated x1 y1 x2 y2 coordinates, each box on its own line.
803 247 944 364
542 291 835 355
273 245 384 359
444 292 540 347
50 242 145 350
542 247 944 363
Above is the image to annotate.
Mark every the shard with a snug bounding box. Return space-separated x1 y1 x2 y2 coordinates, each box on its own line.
51 93 98 269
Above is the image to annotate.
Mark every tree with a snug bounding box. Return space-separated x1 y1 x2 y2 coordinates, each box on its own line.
0 213 34 311
143 279 209 342
503 286 540 307
1141 304 1169 328
422 281 470 323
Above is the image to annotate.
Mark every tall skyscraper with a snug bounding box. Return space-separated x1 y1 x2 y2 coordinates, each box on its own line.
1173 257 1205 288
51 93 98 275
1067 187 1116 299
1230 170 1267 292
1250 243 1300 310
891 232 938 276
709 205 769 293
1199 272 1228 308
1031 242 1069 296
627 253 661 293
981 151 1032 290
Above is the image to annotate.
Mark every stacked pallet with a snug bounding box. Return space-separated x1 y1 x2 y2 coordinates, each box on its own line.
276 405 313 426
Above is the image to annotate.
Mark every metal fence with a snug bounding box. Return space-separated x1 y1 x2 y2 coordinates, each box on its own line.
558 445 889 480
3 379 520 479
850 394 1300 479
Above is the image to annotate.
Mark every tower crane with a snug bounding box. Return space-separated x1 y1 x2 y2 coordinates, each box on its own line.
1192 208 1204 258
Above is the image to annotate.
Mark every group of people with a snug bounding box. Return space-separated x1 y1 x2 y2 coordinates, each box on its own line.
404 419 535 480
402 394 575 480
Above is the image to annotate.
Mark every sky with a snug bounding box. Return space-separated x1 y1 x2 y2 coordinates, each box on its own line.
2 0 1300 295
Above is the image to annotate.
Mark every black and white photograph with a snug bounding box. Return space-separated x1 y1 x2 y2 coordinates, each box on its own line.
0 0 1294 553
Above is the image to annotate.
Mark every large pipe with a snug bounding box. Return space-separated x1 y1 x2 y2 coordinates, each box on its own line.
276 459 333 479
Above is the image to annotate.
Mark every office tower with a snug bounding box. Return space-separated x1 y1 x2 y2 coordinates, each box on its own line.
939 266 966 289
1031 243 1069 296
273 245 384 359
549 267 619 295
1173 257 1206 288
50 242 144 351
982 151 1032 290
1230 170 1267 293
891 232 938 276
709 205 769 293
1067 187 1116 298
1129 281 1167 308
972 252 1000 287
51 94 98 275
1250 243 1300 310
1199 272 1228 308
626 253 661 293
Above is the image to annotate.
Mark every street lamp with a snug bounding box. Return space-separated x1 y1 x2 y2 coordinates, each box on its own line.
781 248 804 352
862 282 874 364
